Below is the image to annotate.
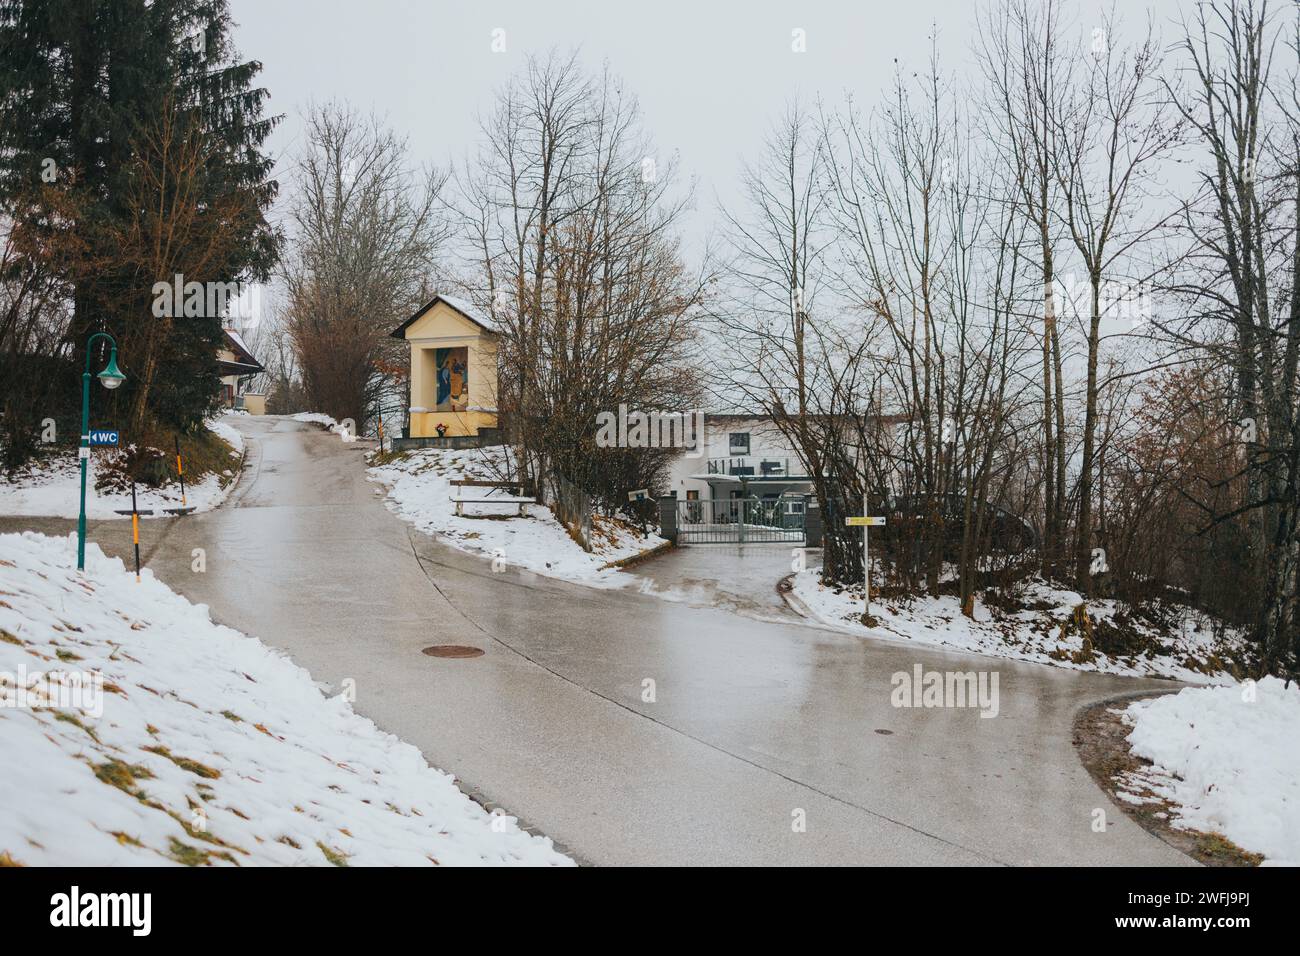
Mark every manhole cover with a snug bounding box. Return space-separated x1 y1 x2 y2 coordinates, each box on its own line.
421 645 484 659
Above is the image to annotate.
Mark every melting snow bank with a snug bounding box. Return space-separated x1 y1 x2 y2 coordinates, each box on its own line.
0 416 244 520
291 411 357 442
367 446 666 588
787 569 1246 682
0 531 572 867
1119 679 1300 866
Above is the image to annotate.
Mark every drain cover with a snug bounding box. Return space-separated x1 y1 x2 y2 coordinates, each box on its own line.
421 645 484 659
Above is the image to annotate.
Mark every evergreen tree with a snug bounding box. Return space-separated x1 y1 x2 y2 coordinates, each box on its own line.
0 0 279 439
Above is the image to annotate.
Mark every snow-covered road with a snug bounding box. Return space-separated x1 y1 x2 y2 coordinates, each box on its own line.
0 416 1197 866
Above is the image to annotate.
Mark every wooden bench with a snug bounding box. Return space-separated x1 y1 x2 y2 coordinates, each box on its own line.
449 478 536 517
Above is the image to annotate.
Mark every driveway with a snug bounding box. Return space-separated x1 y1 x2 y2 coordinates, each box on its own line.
1 416 1193 866
627 541 811 623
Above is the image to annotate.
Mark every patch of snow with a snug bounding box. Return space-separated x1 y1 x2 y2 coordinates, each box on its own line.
291 412 356 442
787 569 1244 682
367 446 664 587
436 294 495 333
0 531 572 867
0 418 245 520
205 417 244 456
1121 678 1300 866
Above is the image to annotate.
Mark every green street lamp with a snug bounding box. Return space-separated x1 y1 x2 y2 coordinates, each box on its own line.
77 331 125 571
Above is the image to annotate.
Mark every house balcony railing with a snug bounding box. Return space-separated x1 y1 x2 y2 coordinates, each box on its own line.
705 456 808 479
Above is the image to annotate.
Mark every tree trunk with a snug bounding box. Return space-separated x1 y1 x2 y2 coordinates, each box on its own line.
1076 277 1102 594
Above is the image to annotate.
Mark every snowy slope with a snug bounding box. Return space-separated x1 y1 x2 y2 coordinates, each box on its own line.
788 569 1246 682
1119 678 1300 866
0 417 243 520
368 446 666 587
0 531 572 867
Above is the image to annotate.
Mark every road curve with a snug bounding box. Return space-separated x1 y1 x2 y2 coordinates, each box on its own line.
2 416 1194 866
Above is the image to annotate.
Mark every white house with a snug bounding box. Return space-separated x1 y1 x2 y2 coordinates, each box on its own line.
216 327 264 413
663 413 813 508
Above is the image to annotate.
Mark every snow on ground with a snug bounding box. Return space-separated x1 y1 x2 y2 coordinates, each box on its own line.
291 411 356 442
788 568 1245 682
0 531 572 867
204 418 244 455
1116 678 1300 865
0 417 244 520
368 446 666 587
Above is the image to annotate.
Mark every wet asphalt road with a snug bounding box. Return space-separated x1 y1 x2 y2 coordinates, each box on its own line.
1 416 1193 866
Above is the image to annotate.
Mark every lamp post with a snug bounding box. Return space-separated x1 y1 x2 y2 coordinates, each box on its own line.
77 332 126 570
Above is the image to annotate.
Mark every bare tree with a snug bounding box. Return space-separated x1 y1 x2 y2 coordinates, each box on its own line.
1051 12 1180 594
978 0 1074 577
459 52 706 511
1170 0 1300 673
282 102 449 430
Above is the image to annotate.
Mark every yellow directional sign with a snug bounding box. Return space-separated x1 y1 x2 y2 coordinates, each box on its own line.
845 516 887 527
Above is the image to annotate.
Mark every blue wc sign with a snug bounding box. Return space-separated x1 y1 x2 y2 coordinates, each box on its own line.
88 429 119 447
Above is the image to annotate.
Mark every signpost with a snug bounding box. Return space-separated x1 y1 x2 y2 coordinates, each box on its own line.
77 331 125 571
88 429 119 447
846 504 887 625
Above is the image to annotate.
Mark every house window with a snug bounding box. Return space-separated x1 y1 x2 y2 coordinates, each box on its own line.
686 489 699 501
729 432 750 455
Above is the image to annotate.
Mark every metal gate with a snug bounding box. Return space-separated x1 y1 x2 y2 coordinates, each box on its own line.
677 497 805 544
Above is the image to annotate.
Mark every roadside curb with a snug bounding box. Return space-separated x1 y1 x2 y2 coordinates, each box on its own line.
1071 690 1260 867
600 539 674 571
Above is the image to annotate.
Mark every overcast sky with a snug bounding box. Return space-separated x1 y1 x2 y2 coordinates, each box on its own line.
229 0 1195 250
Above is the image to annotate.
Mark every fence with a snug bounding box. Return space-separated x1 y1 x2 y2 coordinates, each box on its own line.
548 471 593 552
676 497 806 544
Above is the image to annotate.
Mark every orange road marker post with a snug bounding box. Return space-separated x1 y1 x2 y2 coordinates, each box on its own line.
131 481 141 582
113 480 154 582
175 436 186 508
162 435 196 516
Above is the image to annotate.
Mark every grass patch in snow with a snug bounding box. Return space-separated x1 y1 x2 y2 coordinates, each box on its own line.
0 530 572 866
789 569 1249 682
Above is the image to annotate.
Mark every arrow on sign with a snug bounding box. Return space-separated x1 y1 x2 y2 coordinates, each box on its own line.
845 516 887 527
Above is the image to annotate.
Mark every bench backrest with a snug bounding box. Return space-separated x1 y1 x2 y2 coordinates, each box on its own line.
450 477 535 494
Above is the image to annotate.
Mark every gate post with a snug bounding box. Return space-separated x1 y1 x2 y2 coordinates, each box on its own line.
658 496 678 544
804 495 823 547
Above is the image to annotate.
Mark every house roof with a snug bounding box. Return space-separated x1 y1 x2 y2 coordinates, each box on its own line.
389 294 499 339
222 329 263 373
